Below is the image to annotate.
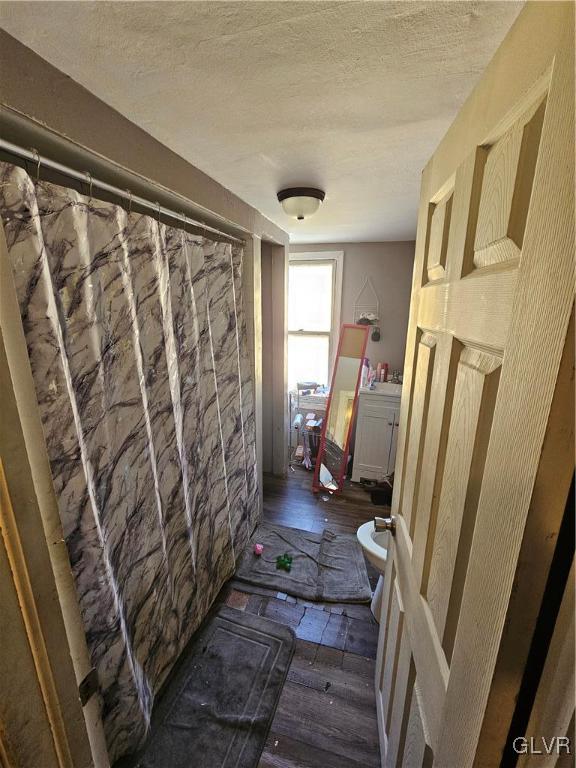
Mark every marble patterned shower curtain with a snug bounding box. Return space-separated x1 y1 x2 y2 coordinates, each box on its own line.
0 162 259 762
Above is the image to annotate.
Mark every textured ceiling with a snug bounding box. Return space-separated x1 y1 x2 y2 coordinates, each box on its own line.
0 1 523 242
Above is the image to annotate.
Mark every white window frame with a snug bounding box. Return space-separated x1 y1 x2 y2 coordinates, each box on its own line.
288 251 343 385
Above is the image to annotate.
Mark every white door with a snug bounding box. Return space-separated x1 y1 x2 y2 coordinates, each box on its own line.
376 5 574 767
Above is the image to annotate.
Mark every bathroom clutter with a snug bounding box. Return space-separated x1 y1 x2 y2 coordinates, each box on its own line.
360 359 402 388
236 525 372 602
360 472 395 506
376 362 388 383
275 553 293 572
289 383 327 471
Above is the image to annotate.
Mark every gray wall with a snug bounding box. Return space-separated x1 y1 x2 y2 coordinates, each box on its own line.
260 244 273 473
290 242 415 373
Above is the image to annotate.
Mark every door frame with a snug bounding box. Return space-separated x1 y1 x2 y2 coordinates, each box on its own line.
0 226 109 766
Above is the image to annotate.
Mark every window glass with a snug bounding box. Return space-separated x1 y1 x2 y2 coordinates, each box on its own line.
288 262 333 332
287 335 330 390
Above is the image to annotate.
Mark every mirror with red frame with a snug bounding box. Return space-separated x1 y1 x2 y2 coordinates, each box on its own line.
312 324 369 493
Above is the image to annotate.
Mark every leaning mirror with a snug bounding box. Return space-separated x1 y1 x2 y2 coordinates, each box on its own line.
312 324 369 493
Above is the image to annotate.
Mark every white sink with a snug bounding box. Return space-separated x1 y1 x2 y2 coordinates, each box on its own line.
357 520 388 620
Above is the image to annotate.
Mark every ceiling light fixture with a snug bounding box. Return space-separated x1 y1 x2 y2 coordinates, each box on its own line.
277 187 325 221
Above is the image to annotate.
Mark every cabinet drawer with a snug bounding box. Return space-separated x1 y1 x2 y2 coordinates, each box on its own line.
359 393 401 409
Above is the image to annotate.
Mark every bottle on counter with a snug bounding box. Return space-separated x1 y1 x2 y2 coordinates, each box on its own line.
361 358 370 388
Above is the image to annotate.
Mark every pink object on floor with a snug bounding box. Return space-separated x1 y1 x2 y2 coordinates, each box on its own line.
253 543 264 556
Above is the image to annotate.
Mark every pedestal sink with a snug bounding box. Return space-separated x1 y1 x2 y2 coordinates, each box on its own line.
357 520 389 620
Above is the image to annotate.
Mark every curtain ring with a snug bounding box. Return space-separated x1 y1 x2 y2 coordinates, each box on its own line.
156 201 161 224
30 147 41 182
84 171 93 202
126 189 132 214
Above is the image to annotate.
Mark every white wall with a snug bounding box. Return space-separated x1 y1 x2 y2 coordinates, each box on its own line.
290 242 415 373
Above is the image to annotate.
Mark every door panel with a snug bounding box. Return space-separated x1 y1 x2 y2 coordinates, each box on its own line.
399 332 436 536
426 189 453 282
426 347 501 656
473 97 546 269
377 6 574 767
402 686 430 768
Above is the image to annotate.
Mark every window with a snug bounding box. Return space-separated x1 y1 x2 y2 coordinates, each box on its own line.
287 253 342 391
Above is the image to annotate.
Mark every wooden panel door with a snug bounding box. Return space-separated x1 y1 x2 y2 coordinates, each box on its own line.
376 6 574 768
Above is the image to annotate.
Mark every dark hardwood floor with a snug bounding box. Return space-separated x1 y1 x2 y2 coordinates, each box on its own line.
263 465 385 535
223 467 384 768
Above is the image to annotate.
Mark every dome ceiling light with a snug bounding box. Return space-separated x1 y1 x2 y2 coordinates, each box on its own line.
277 187 325 221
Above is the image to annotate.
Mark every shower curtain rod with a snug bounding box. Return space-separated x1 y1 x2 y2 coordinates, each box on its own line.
0 138 245 244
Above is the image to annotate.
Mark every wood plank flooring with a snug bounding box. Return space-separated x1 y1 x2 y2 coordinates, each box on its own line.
225 467 385 768
263 465 387 535
260 641 379 768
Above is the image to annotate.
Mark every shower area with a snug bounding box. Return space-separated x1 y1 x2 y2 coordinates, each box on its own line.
0 160 260 763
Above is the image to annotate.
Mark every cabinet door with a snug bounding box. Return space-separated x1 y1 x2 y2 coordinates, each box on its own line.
352 401 395 481
387 410 400 474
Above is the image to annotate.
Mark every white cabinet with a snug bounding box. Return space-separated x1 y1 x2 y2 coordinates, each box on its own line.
351 387 401 483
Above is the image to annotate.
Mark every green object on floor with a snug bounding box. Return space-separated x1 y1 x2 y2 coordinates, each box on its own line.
276 553 293 572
